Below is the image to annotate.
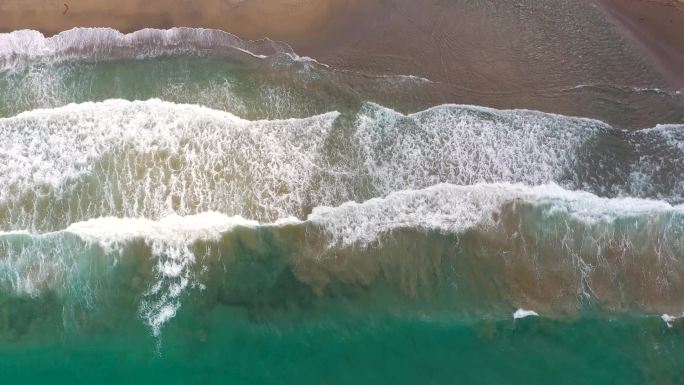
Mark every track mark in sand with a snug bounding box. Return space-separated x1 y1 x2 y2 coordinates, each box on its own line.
63 3 69 16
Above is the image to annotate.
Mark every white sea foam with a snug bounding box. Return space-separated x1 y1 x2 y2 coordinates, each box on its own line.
3 99 683 234
354 102 608 194
4 99 684 235
567 84 683 96
3 182 683 334
309 182 684 246
0 99 340 230
340 70 434 84
0 211 275 336
645 124 684 154
68 212 259 253
661 313 683 328
68 212 263 336
355 102 684 203
7 182 679 244
513 309 539 319
0 28 293 72
2 212 276 335
625 124 684 202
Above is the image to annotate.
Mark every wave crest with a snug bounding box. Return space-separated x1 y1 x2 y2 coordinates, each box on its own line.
2 183 683 336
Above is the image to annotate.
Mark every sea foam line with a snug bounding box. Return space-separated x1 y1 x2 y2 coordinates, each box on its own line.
5 182 681 243
0 27 444 84
565 83 683 97
0 27 324 72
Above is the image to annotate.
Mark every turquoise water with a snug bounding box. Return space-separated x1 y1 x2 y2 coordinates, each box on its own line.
2 312 683 385
1 28 684 384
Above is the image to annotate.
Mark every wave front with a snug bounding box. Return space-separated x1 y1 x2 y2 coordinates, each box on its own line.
2 183 683 339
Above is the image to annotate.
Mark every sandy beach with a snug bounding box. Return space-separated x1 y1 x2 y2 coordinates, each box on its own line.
0 0 349 43
1 0 682 86
0 0 682 125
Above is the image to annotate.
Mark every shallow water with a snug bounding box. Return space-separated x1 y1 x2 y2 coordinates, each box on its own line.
1 27 683 384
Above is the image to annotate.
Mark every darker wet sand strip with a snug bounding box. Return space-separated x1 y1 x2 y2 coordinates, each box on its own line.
594 0 684 88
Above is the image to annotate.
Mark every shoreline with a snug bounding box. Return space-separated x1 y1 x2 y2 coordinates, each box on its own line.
0 0 682 128
1 0 681 89
0 0 350 44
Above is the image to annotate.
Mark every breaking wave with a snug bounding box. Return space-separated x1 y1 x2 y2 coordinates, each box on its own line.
355 103 684 202
0 99 341 231
2 100 683 233
2 183 683 336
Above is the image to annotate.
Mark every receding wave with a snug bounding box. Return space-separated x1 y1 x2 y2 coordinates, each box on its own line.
2 183 683 336
0 29 433 121
0 28 298 72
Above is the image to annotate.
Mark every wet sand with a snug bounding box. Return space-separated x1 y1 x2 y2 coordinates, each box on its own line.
0 0 349 43
1 0 681 81
0 0 682 127
297 0 684 127
299 0 684 89
594 0 684 88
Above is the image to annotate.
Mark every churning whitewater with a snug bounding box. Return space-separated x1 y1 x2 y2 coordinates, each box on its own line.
2 99 683 232
1 97 683 335
2 180 684 334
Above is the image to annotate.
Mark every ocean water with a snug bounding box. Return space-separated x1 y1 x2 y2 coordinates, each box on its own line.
1 28 684 384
